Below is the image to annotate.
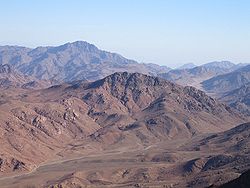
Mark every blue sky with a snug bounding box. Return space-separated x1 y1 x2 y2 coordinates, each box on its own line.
0 0 249 67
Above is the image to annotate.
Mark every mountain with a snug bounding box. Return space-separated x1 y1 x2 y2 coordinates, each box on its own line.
0 64 30 88
141 62 171 74
69 72 246 148
201 65 250 115
202 65 250 95
0 41 171 82
0 72 247 179
0 64 51 89
158 61 239 90
177 63 197 70
202 61 236 69
219 82 250 115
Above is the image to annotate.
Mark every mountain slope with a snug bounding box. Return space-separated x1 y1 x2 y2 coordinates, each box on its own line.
0 72 247 176
0 64 51 89
0 120 249 188
0 41 171 82
58 72 246 148
202 65 250 95
219 169 250 188
0 87 101 174
181 122 250 188
219 82 250 115
201 65 250 116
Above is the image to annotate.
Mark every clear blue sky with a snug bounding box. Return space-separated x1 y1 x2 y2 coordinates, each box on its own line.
0 0 249 67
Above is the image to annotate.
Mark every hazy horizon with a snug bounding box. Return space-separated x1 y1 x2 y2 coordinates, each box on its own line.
0 0 249 67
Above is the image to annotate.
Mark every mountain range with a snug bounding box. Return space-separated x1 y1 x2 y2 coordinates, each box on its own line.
202 65 250 95
0 41 249 188
158 62 250 116
0 72 249 188
0 41 170 82
1 41 248 96
159 61 245 90
0 64 52 89
200 65 250 115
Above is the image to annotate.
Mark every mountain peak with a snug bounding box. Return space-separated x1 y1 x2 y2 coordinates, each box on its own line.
67 41 96 48
177 63 197 70
87 72 168 90
203 61 236 69
54 41 99 53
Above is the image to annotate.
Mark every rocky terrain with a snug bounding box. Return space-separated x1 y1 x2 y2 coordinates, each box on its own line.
181 122 250 187
0 72 249 188
219 83 250 115
159 62 250 116
0 41 249 188
200 65 250 115
2 41 249 119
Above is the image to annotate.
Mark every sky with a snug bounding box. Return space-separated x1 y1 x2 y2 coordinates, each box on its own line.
0 0 249 68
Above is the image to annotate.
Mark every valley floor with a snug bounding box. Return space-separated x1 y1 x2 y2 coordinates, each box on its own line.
0 134 245 188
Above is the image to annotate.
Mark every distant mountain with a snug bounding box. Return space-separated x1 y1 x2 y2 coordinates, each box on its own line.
159 61 239 90
0 41 171 82
202 65 250 95
177 63 197 70
0 64 51 89
199 65 250 115
202 61 236 69
141 62 171 74
219 82 250 115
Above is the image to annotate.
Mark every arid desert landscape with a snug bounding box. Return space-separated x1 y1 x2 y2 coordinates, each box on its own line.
0 62 249 187
0 1 250 187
